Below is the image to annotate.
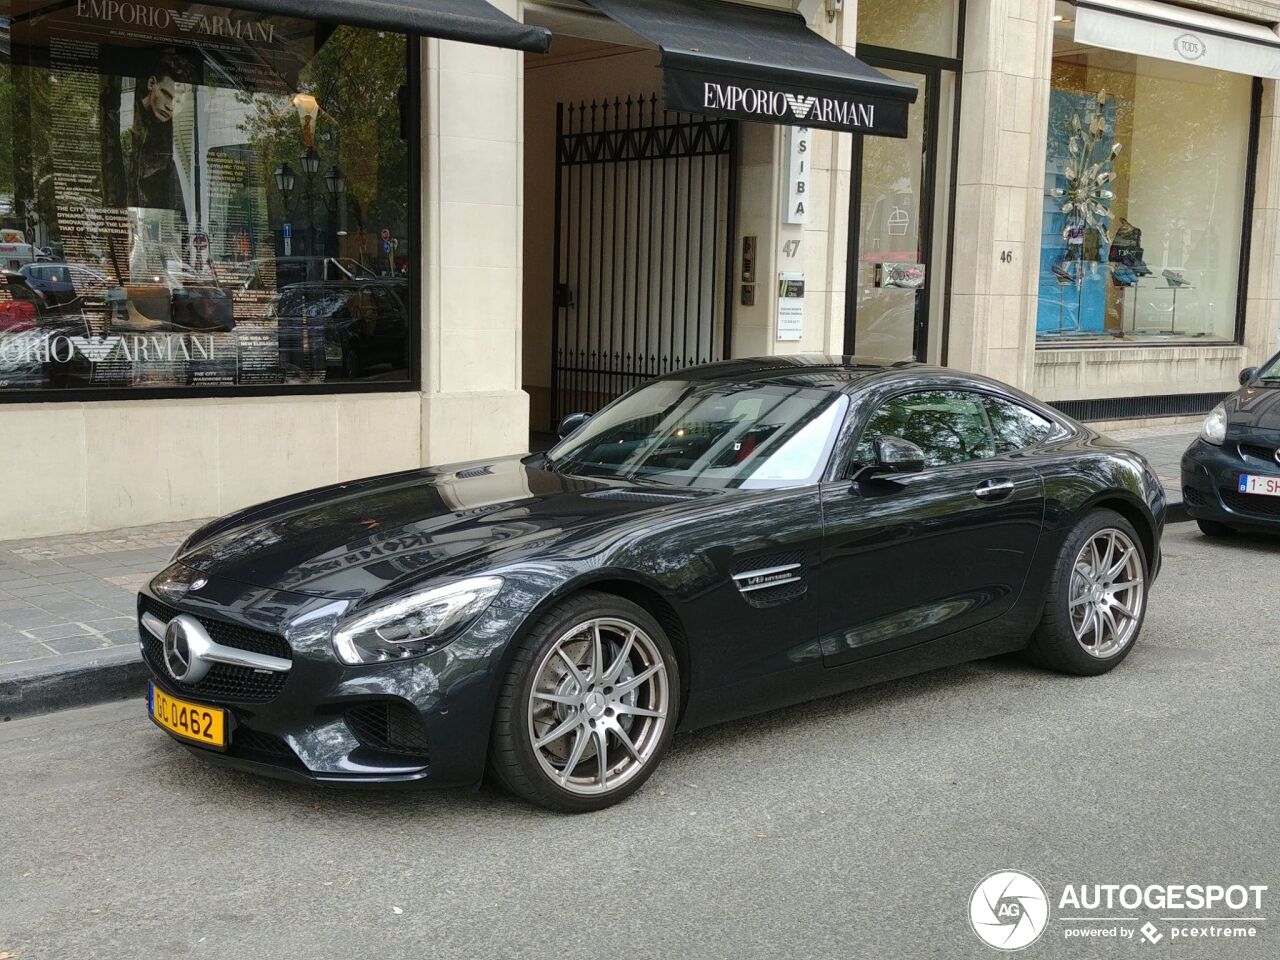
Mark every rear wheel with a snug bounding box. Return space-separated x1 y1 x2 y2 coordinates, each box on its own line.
489 592 679 812
1026 509 1148 676
1196 518 1236 538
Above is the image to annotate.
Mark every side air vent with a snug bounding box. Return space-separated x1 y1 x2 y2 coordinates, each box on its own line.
731 550 807 606
455 465 494 479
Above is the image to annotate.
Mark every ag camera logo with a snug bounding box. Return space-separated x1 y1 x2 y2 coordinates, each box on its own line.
970 870 1050 951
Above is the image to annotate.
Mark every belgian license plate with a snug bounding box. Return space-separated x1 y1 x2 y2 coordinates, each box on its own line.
1238 474 1280 497
148 682 226 749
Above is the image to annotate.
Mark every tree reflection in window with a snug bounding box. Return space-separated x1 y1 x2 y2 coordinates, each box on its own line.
855 391 996 468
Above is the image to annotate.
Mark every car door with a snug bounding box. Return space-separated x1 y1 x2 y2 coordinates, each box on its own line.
816 389 1045 668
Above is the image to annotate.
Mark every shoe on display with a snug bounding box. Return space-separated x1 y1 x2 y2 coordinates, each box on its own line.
1051 260 1077 284
1125 256 1152 276
1162 269 1190 288
1111 265 1139 287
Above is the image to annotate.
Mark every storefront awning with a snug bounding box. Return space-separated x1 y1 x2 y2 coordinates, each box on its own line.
222 0 550 53
1072 0 1280 79
578 0 918 138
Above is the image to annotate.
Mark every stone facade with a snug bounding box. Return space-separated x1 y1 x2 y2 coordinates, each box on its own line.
4 0 1278 539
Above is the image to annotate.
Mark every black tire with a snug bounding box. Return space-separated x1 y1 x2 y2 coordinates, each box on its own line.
489 591 680 813
342 342 363 380
1025 508 1148 676
1196 518 1236 538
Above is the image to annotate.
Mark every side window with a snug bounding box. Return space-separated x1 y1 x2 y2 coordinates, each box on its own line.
742 396 848 487
984 397 1054 453
854 390 997 469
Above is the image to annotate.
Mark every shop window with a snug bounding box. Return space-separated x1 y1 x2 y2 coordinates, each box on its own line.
1036 33 1252 345
0 1 413 396
856 0 957 58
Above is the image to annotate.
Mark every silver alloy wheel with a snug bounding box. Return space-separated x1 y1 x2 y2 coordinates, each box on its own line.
527 616 670 796
1069 528 1145 659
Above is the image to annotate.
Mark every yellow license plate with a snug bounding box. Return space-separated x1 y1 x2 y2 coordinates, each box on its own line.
148 682 226 749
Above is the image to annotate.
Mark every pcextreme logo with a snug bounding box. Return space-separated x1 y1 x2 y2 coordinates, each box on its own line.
968 872 1269 950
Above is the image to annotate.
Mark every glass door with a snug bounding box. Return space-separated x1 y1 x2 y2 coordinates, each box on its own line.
845 65 938 361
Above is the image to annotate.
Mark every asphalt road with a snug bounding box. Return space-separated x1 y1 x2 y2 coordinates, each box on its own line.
2 522 1277 960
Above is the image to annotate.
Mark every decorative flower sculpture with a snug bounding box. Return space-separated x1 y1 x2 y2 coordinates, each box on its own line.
1052 88 1123 279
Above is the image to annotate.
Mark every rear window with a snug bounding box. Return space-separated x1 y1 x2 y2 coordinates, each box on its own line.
984 397 1054 453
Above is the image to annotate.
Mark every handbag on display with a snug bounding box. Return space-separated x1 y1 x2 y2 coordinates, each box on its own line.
1108 218 1151 276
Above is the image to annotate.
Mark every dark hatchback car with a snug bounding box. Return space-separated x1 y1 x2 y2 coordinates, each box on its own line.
140 356 1164 811
1182 354 1280 535
273 280 409 380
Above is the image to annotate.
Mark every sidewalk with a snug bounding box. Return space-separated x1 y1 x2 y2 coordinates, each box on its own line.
0 520 202 719
0 424 1198 719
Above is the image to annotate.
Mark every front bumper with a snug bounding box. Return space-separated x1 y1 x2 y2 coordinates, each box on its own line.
137 576 516 789
1181 438 1280 530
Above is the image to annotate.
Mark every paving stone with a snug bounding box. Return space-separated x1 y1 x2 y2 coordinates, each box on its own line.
0 643 55 665
0 607 61 629
24 622 95 642
44 634 111 654
34 601 116 621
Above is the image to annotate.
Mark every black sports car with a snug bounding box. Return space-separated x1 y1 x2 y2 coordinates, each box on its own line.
1182 353 1280 535
140 356 1164 811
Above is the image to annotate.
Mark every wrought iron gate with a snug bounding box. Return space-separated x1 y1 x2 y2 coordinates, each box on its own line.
551 94 737 427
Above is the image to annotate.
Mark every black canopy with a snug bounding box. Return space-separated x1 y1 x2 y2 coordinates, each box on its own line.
581 0 916 138
223 0 550 52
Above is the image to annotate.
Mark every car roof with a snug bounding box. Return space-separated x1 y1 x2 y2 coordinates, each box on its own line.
655 355 946 390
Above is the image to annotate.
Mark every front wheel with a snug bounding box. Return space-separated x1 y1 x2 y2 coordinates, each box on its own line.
1026 509 1148 676
489 592 680 812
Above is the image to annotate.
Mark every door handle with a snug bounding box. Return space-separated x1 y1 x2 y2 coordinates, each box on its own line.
974 478 1016 502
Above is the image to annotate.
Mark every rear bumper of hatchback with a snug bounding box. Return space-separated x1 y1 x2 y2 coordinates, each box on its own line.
1181 438 1280 530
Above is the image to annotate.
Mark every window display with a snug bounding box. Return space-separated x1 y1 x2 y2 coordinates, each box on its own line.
1036 26 1253 344
0 1 413 394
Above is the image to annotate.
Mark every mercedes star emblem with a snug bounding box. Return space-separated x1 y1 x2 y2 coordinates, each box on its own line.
162 616 213 684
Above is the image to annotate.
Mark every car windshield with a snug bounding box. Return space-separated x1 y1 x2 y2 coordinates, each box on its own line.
1257 355 1280 382
547 379 848 489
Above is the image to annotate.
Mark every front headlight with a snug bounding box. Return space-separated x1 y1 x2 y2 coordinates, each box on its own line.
331 576 503 666
1200 403 1228 445
151 563 200 603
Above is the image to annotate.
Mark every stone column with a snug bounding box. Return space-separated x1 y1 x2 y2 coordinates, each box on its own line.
948 0 1054 390
419 16 530 466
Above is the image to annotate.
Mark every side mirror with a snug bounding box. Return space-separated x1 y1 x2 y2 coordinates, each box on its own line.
1240 366 1259 386
854 436 926 481
557 411 590 440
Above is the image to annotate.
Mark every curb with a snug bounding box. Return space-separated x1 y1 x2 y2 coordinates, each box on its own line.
1167 500 1190 525
0 646 149 722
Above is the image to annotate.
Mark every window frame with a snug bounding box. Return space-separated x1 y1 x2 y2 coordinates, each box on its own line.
837 384 1071 480
0 22 422 405
981 394 1056 455
1033 67 1262 352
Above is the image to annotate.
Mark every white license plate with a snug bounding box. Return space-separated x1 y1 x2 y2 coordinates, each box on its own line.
1238 474 1280 497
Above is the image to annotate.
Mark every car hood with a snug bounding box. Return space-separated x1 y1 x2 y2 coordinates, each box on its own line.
180 456 712 601
1227 384 1280 433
